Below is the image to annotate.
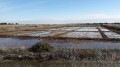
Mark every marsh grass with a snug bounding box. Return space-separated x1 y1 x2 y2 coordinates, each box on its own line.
0 48 120 67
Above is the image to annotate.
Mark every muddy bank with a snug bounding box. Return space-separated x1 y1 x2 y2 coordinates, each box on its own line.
0 35 120 41
1 60 120 67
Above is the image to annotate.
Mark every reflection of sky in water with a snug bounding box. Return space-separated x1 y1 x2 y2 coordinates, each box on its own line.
0 38 120 49
81 27 97 29
100 29 110 31
99 27 110 31
76 29 98 31
50 40 120 49
104 32 120 38
30 32 50 37
0 38 40 49
61 32 102 38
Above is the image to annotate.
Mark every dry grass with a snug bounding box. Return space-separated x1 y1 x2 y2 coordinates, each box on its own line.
103 24 120 30
0 24 66 36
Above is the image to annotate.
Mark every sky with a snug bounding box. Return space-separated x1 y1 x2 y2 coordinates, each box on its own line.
0 0 120 24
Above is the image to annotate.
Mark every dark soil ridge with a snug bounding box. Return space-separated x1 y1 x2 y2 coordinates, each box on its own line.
97 27 108 38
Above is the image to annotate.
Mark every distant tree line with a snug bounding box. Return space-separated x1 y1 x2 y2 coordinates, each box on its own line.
0 22 19 25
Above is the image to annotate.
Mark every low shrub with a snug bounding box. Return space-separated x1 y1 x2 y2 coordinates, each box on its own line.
28 42 54 52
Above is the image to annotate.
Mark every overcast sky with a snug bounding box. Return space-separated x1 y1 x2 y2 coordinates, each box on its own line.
0 0 120 24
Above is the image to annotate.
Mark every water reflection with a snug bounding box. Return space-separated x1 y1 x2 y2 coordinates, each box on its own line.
0 38 120 49
0 38 40 49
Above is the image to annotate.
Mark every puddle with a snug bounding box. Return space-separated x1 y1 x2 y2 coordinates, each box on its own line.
30 31 50 37
81 27 97 29
100 28 110 31
61 29 74 31
100 29 110 31
50 31 66 36
104 32 120 38
49 29 60 31
17 32 39 36
0 38 119 49
99 27 110 31
59 27 80 31
76 29 98 31
61 32 102 38
59 28 74 31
